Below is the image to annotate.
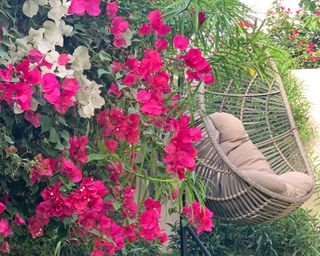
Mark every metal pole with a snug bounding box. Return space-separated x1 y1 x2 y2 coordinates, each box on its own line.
180 214 188 256
187 226 212 256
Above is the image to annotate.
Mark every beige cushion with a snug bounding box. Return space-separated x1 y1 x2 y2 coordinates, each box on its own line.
239 170 287 194
209 112 248 143
240 170 313 197
227 140 274 174
210 112 273 174
279 172 314 197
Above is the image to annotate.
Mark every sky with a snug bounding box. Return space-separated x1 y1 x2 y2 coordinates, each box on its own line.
240 0 301 20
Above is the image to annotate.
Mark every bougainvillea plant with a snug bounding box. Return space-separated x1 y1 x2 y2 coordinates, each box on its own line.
0 0 213 255
265 0 320 68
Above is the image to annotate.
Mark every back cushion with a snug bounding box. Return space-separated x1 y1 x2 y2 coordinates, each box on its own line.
210 112 273 174
209 112 249 143
228 141 274 174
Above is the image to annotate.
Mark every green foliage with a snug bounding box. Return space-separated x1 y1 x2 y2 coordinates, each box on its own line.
168 208 320 256
269 46 316 145
265 0 320 68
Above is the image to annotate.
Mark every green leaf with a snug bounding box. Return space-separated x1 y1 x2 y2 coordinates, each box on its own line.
0 48 10 61
4 135 14 144
98 68 109 78
57 116 68 126
113 201 121 211
87 153 106 162
54 241 62 256
49 127 60 143
40 116 53 133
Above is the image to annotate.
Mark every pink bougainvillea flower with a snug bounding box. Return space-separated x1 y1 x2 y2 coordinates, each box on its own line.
173 34 189 50
30 155 54 186
163 115 202 179
91 250 104 256
0 219 11 237
105 139 118 153
68 0 101 16
58 53 70 65
111 16 129 37
111 61 125 73
138 23 151 35
61 158 83 183
160 232 168 244
148 9 162 30
122 72 137 86
148 9 171 37
11 82 34 110
13 213 26 225
0 202 6 214
28 214 49 238
108 83 122 98
198 11 206 25
0 64 13 82
183 201 213 234
155 39 168 51
41 73 60 104
106 1 118 19
201 73 215 84
24 111 41 128
0 241 10 253
28 49 44 63
138 49 163 78
113 37 127 48
54 78 80 114
69 135 88 164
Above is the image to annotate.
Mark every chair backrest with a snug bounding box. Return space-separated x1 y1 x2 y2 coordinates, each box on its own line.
197 61 313 178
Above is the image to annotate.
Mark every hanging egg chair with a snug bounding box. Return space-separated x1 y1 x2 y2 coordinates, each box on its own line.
194 61 315 224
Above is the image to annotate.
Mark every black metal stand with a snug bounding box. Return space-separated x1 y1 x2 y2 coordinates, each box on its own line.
180 194 212 256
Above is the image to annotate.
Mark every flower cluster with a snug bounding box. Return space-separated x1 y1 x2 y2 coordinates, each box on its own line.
0 1 215 254
163 116 202 179
183 201 214 234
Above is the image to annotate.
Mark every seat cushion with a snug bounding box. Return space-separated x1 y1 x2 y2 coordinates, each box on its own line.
279 172 314 197
239 170 287 194
227 140 274 174
239 170 313 197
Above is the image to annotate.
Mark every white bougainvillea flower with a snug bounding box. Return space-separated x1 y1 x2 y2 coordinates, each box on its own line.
70 46 91 72
28 28 45 44
59 20 73 37
76 75 105 118
43 21 64 47
22 0 39 18
48 0 71 24
22 0 48 18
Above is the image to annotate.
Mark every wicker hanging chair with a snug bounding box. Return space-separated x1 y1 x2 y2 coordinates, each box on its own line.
194 61 315 224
